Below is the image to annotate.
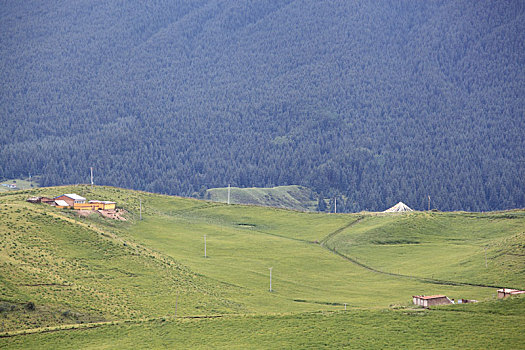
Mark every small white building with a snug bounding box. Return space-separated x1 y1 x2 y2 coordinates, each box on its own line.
498 288 525 299
413 295 453 308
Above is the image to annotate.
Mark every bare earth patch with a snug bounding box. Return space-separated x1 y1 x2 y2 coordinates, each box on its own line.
76 209 127 221
99 209 127 221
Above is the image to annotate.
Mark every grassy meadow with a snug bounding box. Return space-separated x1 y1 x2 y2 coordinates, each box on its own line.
3 296 525 349
0 185 524 348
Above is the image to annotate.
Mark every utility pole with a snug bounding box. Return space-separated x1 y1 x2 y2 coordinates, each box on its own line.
175 290 179 318
428 195 431 211
90 167 94 189
139 198 142 220
334 197 337 214
204 235 207 258
269 267 273 292
227 184 231 205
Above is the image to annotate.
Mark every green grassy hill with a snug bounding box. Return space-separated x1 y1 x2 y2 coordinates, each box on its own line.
204 185 318 212
0 186 524 348
323 211 525 289
0 186 241 333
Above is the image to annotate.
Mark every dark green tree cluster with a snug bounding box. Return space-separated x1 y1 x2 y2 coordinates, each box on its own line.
1 0 524 212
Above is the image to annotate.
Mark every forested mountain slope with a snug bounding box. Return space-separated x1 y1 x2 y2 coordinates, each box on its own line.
205 185 318 211
1 0 524 212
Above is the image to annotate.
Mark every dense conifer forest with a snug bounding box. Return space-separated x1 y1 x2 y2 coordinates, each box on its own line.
1 0 524 212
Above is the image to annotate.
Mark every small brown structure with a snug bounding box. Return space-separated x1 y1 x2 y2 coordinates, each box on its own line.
413 295 453 308
40 197 55 205
26 197 42 203
26 196 54 204
498 288 525 299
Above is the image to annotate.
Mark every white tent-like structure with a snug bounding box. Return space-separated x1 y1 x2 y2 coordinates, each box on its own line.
383 202 413 213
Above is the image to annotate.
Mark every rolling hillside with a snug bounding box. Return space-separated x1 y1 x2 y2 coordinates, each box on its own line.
1 1 524 211
323 211 525 289
204 185 318 211
0 187 243 333
0 186 524 348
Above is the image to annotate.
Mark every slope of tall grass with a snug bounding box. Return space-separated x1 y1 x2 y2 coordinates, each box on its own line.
0 186 523 348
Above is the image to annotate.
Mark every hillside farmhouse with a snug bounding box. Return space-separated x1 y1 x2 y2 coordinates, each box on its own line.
53 194 86 207
28 193 117 211
412 295 453 308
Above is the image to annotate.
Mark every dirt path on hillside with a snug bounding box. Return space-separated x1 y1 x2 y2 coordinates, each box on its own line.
319 216 364 245
319 219 504 289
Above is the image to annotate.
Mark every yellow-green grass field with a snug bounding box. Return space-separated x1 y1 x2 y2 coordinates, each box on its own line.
0 185 523 348
3 297 525 349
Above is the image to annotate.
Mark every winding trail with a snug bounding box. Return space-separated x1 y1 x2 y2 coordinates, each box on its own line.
319 218 504 289
319 216 364 245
